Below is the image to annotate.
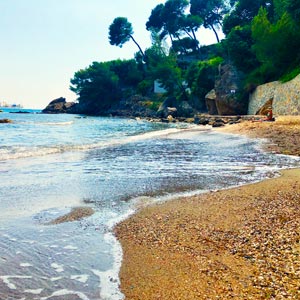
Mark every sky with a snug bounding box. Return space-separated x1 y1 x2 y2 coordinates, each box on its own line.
0 0 222 109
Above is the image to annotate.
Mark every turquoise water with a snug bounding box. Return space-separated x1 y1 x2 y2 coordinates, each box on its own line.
0 109 299 300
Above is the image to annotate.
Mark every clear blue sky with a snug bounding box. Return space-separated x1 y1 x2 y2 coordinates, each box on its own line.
0 0 221 109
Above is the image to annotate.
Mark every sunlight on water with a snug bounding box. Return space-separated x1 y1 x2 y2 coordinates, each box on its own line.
0 111 299 299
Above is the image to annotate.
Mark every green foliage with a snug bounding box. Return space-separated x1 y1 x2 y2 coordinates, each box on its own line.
136 80 154 96
109 59 143 87
222 0 274 34
171 37 199 55
140 100 162 111
280 67 300 83
223 0 300 91
190 0 230 42
224 25 259 73
109 17 133 47
252 8 300 82
70 62 120 114
70 59 144 114
285 0 300 21
145 41 184 96
70 0 300 116
185 57 223 109
109 17 145 58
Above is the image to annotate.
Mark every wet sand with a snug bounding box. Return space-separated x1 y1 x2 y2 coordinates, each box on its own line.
48 207 94 225
115 116 300 299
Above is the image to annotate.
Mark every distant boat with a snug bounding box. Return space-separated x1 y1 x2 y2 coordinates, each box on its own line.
0 102 23 108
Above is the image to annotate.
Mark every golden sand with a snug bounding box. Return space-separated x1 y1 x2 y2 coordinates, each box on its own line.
115 116 300 299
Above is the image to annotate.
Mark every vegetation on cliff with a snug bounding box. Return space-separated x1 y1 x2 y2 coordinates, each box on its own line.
70 0 300 116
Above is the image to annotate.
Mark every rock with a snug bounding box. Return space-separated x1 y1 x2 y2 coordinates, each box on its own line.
9 111 30 114
176 101 194 117
212 121 225 127
214 64 247 115
42 97 77 114
205 89 218 115
108 95 158 118
167 115 175 122
194 116 210 125
0 118 13 123
157 97 177 118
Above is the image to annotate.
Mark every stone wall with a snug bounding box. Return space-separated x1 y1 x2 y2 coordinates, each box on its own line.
248 74 300 115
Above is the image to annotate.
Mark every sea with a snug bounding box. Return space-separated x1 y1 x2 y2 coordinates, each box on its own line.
0 108 299 300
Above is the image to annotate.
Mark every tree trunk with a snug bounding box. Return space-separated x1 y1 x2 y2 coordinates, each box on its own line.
129 35 145 59
210 24 220 43
191 28 200 52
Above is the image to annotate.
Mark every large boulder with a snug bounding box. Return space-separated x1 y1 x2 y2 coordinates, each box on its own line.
214 64 247 115
0 119 13 123
176 101 195 117
42 97 77 114
205 89 218 115
157 97 195 118
157 97 177 118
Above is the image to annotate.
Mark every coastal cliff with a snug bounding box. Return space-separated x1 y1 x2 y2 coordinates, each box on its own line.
248 74 300 115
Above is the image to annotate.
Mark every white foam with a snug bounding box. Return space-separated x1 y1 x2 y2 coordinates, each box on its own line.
70 274 89 283
24 288 43 294
40 289 90 300
37 121 74 126
0 275 32 290
50 276 62 282
0 126 195 161
92 208 135 300
63 245 78 250
20 263 32 267
51 263 64 273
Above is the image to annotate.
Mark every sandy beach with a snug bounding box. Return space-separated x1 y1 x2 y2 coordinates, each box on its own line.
115 116 300 299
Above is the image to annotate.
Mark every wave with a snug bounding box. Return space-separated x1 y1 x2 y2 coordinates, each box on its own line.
37 121 74 126
0 126 206 161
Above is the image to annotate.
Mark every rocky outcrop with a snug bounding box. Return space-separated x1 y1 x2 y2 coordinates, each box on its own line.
214 64 247 115
107 95 157 118
157 97 195 118
0 119 13 123
205 89 218 115
248 74 300 115
157 97 177 118
176 101 194 117
42 97 77 114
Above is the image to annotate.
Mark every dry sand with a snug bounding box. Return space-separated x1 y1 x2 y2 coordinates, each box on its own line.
115 116 300 299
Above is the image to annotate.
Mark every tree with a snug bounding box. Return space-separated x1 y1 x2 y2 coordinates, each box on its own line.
144 41 184 96
251 7 300 81
179 14 203 51
222 0 274 35
190 0 230 42
109 17 145 58
285 0 300 21
185 57 223 110
146 0 189 40
70 62 120 114
146 0 197 49
172 37 199 55
223 25 259 73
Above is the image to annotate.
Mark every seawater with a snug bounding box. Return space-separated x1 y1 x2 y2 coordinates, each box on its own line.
0 109 299 300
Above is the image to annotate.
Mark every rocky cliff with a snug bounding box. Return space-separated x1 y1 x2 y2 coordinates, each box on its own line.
248 74 300 115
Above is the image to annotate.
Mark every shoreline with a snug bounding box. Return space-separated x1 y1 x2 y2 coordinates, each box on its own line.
115 116 300 299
